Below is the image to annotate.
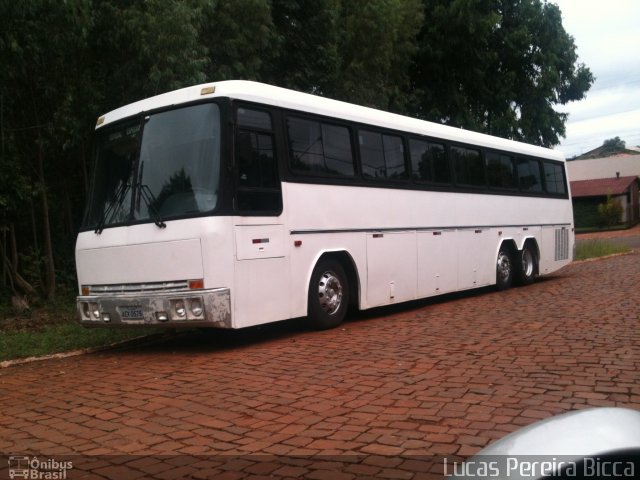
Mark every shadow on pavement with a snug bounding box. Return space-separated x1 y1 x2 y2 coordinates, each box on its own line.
108 275 564 357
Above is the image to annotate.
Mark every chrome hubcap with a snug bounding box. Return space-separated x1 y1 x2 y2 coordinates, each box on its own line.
497 251 511 283
318 271 343 315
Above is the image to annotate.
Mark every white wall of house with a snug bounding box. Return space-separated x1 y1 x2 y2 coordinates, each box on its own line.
567 154 640 181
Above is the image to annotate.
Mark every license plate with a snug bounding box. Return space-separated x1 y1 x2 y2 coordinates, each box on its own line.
119 306 144 320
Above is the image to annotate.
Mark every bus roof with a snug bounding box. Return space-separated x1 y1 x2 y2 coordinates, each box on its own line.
97 80 564 162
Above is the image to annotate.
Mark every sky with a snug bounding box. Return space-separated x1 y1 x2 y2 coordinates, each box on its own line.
552 0 640 158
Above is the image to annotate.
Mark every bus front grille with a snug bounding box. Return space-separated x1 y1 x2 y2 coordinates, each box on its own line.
86 280 190 295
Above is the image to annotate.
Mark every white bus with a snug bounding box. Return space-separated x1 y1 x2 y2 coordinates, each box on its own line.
76 80 573 330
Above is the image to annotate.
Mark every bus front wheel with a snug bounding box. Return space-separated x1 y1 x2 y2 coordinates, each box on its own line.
308 258 349 330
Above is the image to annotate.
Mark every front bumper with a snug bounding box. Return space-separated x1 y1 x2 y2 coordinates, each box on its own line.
77 288 232 328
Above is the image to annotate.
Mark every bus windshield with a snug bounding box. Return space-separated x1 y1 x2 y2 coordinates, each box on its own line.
84 103 221 230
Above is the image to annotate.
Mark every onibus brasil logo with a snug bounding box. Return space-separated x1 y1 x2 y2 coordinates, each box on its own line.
8 456 72 479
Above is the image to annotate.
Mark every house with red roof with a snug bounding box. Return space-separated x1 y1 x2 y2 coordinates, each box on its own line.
566 149 640 228
569 174 640 227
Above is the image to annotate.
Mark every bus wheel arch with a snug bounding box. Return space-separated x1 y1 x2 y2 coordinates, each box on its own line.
516 238 539 285
307 251 359 330
496 240 517 291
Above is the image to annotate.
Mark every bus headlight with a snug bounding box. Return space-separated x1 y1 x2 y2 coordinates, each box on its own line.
190 298 203 317
81 302 90 319
90 303 101 319
169 297 205 320
174 300 186 318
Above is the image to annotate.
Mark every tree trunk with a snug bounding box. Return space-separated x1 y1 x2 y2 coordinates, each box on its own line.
81 140 89 196
1 223 6 289
30 198 39 252
64 184 73 236
9 222 18 271
2 255 36 297
37 143 56 299
2 224 36 297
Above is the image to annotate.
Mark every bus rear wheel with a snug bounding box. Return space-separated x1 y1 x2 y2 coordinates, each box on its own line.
516 245 537 285
496 247 513 291
308 258 349 330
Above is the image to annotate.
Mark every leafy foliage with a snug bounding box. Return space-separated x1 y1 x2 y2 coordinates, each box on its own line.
268 0 341 93
596 195 623 228
601 137 626 155
201 0 274 81
412 0 593 146
333 0 423 111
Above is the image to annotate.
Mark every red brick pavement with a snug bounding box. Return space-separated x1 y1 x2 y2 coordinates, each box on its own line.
1 253 639 478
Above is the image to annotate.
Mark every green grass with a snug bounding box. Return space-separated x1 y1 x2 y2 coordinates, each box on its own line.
575 225 628 234
0 290 164 361
0 322 163 362
575 239 630 261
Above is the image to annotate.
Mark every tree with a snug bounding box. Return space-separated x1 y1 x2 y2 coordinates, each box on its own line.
412 0 594 146
411 0 499 129
597 194 623 228
268 0 341 93
0 0 210 300
0 135 37 297
0 0 596 307
601 137 626 155
200 0 275 82
333 0 424 112
91 0 209 110
0 0 94 299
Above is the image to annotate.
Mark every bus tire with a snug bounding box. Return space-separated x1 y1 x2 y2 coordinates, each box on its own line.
516 245 537 285
496 246 513 291
308 258 349 330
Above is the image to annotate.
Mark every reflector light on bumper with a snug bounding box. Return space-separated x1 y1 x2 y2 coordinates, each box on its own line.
169 297 205 321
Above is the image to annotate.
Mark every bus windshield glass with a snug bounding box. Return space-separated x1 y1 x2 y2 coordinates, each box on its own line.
84 103 221 229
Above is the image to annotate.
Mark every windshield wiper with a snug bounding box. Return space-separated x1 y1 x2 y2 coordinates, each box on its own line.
94 181 131 234
138 183 167 229
134 160 166 229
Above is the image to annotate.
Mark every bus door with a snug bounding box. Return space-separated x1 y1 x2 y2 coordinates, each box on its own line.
232 105 289 327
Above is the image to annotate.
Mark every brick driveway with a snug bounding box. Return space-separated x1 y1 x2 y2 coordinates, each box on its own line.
1 253 639 478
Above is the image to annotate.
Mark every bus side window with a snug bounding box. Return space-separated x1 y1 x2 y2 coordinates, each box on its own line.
410 139 449 184
452 146 484 186
360 130 407 179
235 108 282 213
543 161 567 195
384 135 407 179
286 116 355 177
517 157 543 192
486 152 517 189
